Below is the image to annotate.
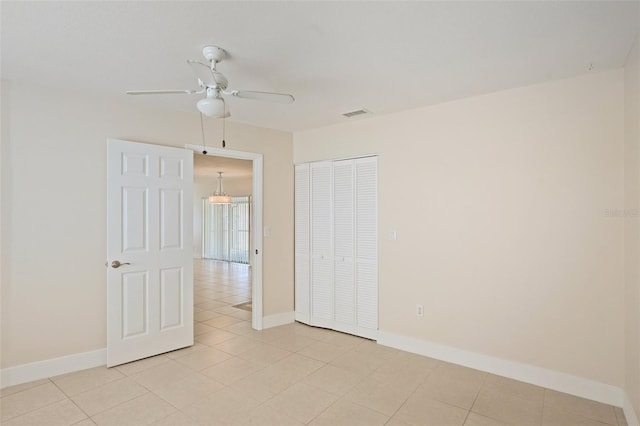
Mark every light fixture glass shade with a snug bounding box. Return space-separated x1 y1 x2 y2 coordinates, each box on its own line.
209 172 232 204
208 194 232 204
197 96 226 117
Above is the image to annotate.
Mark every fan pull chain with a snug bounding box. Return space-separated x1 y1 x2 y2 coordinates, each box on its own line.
200 113 207 155
222 115 226 148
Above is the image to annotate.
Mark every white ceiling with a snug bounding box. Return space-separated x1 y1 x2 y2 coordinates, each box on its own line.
1 1 638 132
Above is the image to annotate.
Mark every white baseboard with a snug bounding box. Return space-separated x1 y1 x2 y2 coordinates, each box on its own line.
2 327 632 419
1 312 294 388
0 348 107 389
294 312 310 324
625 393 640 426
262 311 295 329
377 330 623 407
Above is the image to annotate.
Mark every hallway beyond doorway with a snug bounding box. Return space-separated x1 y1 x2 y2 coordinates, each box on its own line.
193 259 252 337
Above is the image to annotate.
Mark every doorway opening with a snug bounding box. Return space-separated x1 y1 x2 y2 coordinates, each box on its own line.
187 144 264 330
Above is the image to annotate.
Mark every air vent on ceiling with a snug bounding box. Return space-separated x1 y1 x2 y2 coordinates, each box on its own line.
342 109 370 118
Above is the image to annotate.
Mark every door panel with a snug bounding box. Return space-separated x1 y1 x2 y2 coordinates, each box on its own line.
295 164 311 322
122 153 149 177
160 156 183 178
160 188 183 249
356 260 378 330
334 257 355 325
333 160 355 327
355 157 378 331
160 267 184 330
295 255 310 322
107 139 193 367
122 187 148 252
122 271 148 338
333 160 354 258
310 162 333 324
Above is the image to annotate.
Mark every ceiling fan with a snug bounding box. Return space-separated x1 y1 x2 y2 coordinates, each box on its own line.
126 45 295 118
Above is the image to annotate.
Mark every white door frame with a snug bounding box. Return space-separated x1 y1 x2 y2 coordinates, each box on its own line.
186 144 263 330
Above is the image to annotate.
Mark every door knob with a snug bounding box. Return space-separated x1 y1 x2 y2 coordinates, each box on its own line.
111 260 131 268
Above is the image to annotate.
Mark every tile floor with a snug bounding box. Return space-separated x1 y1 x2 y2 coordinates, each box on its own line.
1 259 629 426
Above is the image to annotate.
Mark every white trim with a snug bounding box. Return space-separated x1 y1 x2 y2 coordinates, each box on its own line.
625 393 640 426
262 311 295 329
252 156 264 330
294 153 379 166
295 312 310 324
185 144 263 331
0 349 106 389
377 330 623 407
331 323 379 341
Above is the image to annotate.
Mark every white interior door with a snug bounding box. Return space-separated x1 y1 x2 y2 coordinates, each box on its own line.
107 139 194 367
295 156 378 340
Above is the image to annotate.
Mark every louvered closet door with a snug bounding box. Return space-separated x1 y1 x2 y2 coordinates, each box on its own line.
294 164 310 323
355 157 378 336
333 160 355 330
310 161 333 326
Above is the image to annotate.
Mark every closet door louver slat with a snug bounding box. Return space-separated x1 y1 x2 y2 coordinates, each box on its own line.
294 164 310 322
333 160 355 326
310 162 333 324
355 157 378 331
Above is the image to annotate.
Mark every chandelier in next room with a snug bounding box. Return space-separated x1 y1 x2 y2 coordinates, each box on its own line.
209 172 232 204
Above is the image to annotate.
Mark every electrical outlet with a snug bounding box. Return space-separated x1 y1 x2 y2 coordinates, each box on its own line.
416 304 424 317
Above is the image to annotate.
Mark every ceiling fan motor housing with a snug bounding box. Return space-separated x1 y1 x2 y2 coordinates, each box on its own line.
202 45 225 64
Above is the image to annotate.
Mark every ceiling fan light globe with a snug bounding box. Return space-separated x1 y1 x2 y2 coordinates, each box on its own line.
197 97 227 117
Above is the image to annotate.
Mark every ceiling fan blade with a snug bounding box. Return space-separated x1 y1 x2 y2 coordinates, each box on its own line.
226 90 295 104
187 60 228 88
126 89 201 95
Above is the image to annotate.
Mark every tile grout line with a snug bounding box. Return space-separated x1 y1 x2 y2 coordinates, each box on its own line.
466 370 489 419
542 387 548 425
0 379 67 423
0 379 50 400
48 378 95 425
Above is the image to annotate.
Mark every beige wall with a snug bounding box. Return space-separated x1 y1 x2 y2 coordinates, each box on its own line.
294 70 625 387
625 29 640 419
0 80 293 369
194 175 253 197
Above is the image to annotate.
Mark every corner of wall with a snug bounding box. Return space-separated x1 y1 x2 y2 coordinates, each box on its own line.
0 79 12 371
626 392 640 426
624 24 640 425
262 311 295 329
